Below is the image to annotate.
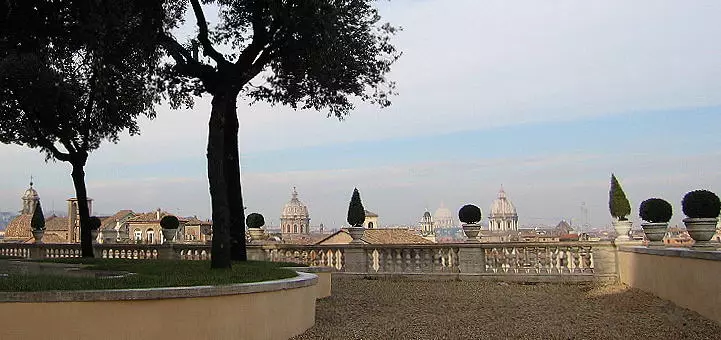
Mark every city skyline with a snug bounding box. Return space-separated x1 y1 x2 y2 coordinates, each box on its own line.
2 0 721 228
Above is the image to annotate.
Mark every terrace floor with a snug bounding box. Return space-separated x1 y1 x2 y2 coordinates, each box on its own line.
293 277 721 340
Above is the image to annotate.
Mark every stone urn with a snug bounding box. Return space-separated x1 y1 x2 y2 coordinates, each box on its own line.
248 227 265 242
683 217 719 248
162 228 177 244
641 222 668 246
31 229 44 244
612 220 632 242
347 226 365 244
462 223 481 242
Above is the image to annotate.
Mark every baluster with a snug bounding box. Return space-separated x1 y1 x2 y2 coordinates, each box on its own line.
573 247 581 273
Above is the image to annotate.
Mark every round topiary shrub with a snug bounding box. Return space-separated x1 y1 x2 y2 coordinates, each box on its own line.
682 190 721 218
88 216 102 231
246 213 265 228
160 215 180 229
458 204 482 224
639 198 672 223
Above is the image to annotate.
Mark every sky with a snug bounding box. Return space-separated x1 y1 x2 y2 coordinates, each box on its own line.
2 0 721 229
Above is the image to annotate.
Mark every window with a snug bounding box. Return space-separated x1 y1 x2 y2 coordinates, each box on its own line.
368 222 374 229
294 224 298 233
147 229 155 244
134 229 142 242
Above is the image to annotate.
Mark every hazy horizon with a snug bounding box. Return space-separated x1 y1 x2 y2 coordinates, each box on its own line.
2 0 721 229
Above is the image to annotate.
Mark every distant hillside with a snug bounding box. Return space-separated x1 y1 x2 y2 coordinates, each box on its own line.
0 212 18 230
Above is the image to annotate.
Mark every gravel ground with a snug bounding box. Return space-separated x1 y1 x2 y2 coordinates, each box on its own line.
293 278 721 340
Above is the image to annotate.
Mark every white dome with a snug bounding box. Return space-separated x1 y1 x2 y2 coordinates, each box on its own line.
490 188 517 217
433 202 454 228
281 187 309 218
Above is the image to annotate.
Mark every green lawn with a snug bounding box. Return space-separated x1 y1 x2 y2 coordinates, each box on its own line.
0 259 299 292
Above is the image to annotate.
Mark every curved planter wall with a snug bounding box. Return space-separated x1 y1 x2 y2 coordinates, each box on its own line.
0 272 318 340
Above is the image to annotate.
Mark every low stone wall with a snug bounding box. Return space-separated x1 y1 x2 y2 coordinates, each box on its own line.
618 247 721 324
284 266 332 299
0 272 318 340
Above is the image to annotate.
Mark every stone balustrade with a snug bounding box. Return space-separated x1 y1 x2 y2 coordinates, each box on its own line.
0 241 618 281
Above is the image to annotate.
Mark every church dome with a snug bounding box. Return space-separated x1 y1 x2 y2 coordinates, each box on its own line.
433 202 454 228
23 185 39 200
281 187 309 218
490 188 517 217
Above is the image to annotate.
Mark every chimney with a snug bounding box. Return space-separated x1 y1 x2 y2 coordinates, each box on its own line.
156 208 161 220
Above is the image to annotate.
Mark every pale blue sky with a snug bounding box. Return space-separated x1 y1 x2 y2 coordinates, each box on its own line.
1 0 721 229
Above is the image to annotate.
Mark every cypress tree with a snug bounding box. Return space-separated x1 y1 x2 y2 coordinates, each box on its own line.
347 188 366 227
609 174 631 221
31 201 45 231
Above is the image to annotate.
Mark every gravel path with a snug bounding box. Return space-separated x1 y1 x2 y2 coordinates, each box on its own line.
293 278 721 340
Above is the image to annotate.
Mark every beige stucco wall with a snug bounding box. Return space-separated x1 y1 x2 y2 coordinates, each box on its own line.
0 282 316 340
618 250 721 324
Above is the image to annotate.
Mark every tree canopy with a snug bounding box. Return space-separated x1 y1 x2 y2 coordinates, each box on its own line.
0 0 166 256
158 0 400 268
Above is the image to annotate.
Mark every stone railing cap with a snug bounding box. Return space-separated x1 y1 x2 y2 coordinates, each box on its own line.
0 271 317 303
618 246 721 261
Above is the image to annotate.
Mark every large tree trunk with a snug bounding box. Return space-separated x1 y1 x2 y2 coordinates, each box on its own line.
70 157 93 257
208 88 240 268
224 95 247 261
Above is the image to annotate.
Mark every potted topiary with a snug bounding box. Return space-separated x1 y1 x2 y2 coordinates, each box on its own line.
160 215 180 244
681 190 720 248
89 216 102 244
458 204 482 242
639 198 671 246
246 212 265 242
346 188 366 244
609 174 632 242
31 201 45 244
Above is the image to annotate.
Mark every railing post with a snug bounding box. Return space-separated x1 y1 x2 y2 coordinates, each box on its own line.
158 245 179 260
343 246 367 273
458 245 486 273
591 243 618 281
247 245 267 261
29 245 45 260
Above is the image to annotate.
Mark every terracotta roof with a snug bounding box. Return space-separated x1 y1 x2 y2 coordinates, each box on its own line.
283 234 327 245
362 229 434 244
44 215 68 231
185 217 212 226
128 211 188 223
4 214 32 238
99 210 135 230
316 228 434 245
20 232 68 244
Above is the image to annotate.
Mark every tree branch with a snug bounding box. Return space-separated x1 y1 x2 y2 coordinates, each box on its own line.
81 74 96 150
30 124 70 162
236 6 277 70
159 33 210 79
190 0 228 66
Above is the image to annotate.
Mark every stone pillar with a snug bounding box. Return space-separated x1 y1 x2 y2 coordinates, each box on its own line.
247 245 267 261
157 245 179 260
343 247 367 273
29 244 45 260
458 246 486 273
592 243 619 281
